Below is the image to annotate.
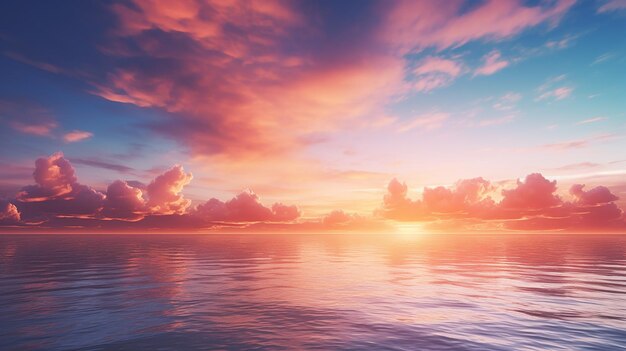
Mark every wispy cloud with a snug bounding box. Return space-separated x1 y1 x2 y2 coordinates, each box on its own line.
492 92 522 111
63 130 93 143
537 86 573 101
547 162 601 171
474 50 509 76
592 52 615 65
413 56 464 92
597 0 626 13
397 112 449 132
542 133 618 150
70 158 135 173
575 117 607 125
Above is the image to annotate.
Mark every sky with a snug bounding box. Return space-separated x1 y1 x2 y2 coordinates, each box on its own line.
0 0 625 233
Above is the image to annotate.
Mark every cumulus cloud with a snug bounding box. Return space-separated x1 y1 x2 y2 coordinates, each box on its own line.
102 180 146 220
146 165 193 215
381 173 625 232
320 210 382 231
194 190 299 223
13 154 105 220
1 153 305 230
500 173 560 210
16 152 92 203
0 200 20 224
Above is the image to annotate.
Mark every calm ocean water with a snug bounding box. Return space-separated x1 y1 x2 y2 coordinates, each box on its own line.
1 234 625 351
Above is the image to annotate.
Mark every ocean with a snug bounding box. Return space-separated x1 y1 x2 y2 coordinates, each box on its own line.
1 234 625 350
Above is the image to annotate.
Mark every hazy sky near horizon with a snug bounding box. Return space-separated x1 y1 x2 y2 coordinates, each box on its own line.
1 0 625 233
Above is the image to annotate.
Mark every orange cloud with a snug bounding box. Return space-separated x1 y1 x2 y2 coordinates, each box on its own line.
381 173 625 232
146 165 193 215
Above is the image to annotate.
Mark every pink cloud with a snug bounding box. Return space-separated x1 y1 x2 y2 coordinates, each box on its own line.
397 112 449 132
0 200 20 224
413 56 464 91
1 99 58 136
415 56 463 77
92 0 407 162
102 180 146 220
17 152 79 201
146 165 193 215
500 173 561 210
63 130 93 143
1 153 308 230
570 184 619 206
84 0 575 166
541 133 618 151
194 190 299 223
537 86 573 101
474 50 509 76
380 173 625 232
13 153 105 219
10 120 58 136
382 0 575 51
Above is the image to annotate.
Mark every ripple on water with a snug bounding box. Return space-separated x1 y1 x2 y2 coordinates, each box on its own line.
0 234 625 351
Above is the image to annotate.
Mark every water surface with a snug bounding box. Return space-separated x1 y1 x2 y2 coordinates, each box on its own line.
1 234 625 350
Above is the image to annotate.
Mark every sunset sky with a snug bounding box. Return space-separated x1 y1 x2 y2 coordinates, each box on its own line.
1 0 625 233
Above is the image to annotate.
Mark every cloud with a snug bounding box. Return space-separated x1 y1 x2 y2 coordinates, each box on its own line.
541 133 618 151
474 50 509 76
63 130 93 143
1 99 58 136
598 0 626 13
397 112 449 132
548 162 601 171
412 56 463 92
69 158 135 173
146 165 193 215
1 153 308 230
102 180 146 220
87 0 408 163
14 154 105 220
0 200 20 224
478 115 515 127
194 190 299 223
500 173 561 210
492 92 522 111
382 0 575 51
17 152 80 201
380 173 625 232
537 86 573 101
71 0 576 167
570 184 619 206
9 120 58 136
575 117 607 125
